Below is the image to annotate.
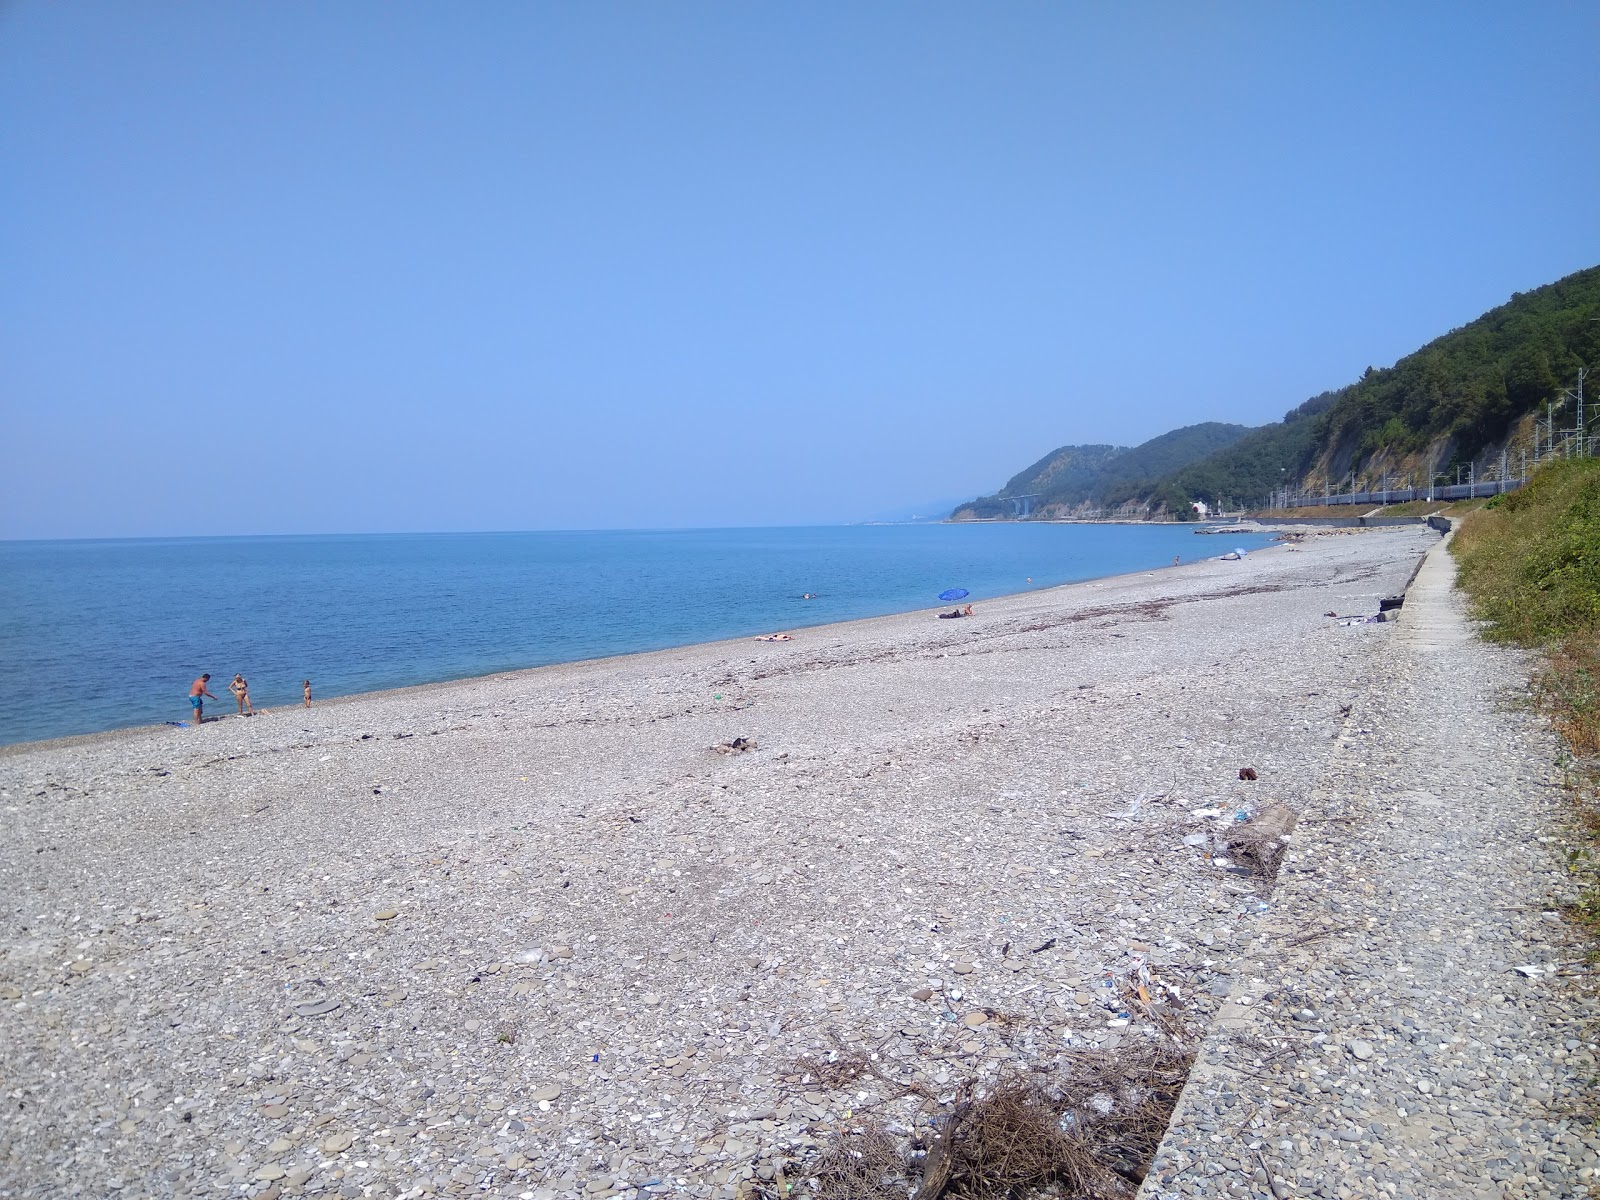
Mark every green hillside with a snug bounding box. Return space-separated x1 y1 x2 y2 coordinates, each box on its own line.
1172 265 1600 509
957 263 1600 518
1000 444 1125 500
956 423 1251 518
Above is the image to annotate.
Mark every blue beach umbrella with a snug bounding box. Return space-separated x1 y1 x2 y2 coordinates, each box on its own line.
938 588 970 602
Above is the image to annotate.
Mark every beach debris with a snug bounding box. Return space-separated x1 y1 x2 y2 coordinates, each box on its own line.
805 1046 1194 1200
1513 964 1546 978
809 1124 909 1200
1104 794 1145 819
714 736 758 754
1221 802 1297 879
1379 594 1405 612
1238 766 1258 781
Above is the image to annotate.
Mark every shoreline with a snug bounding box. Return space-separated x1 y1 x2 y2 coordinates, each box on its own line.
0 535 1289 758
3 523 1460 1197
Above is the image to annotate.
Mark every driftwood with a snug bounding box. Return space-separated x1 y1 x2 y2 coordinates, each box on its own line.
1223 802 1297 879
808 1046 1193 1200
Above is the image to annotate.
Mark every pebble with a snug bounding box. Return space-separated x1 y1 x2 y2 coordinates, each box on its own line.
12 527 1538 1198
1145 534 1598 1197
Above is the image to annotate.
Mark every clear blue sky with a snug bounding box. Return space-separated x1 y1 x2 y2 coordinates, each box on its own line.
3 3 1596 538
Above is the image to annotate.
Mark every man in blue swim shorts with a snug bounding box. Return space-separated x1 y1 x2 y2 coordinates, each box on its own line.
188 673 216 725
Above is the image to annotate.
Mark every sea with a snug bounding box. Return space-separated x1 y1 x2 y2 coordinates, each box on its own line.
0 523 1277 746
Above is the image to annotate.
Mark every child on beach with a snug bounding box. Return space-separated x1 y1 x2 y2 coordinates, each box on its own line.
303 680 313 707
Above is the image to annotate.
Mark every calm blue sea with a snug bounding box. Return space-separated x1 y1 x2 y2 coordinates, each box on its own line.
0 523 1276 746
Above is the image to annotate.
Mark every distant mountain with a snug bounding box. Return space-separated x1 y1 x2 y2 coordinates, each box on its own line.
954 263 1600 519
856 497 977 523
953 423 1252 518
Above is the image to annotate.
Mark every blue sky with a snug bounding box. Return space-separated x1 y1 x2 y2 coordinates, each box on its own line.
2 3 1596 537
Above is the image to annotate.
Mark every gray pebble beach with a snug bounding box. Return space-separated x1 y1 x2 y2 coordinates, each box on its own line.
2 525 1592 1200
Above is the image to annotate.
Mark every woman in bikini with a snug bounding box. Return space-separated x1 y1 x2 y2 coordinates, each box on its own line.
228 674 254 715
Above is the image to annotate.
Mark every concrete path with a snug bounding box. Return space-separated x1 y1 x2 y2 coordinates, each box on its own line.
1141 533 1600 1199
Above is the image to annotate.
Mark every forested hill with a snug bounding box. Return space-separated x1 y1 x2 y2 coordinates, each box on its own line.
954 263 1600 519
955 423 1251 519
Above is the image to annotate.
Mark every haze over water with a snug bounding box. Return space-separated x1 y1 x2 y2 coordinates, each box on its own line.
0 523 1275 746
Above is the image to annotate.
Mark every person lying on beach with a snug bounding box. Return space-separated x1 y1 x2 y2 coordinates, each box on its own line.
188 674 216 724
302 680 313 708
938 609 966 619
963 604 973 616
228 674 254 715
754 633 793 642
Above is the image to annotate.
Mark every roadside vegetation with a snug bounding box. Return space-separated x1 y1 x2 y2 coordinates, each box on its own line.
1453 458 1600 929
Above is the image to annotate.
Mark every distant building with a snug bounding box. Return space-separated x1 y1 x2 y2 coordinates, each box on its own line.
1191 500 1210 518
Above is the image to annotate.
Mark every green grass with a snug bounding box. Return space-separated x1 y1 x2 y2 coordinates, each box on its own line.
1453 458 1600 651
1453 458 1600 941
